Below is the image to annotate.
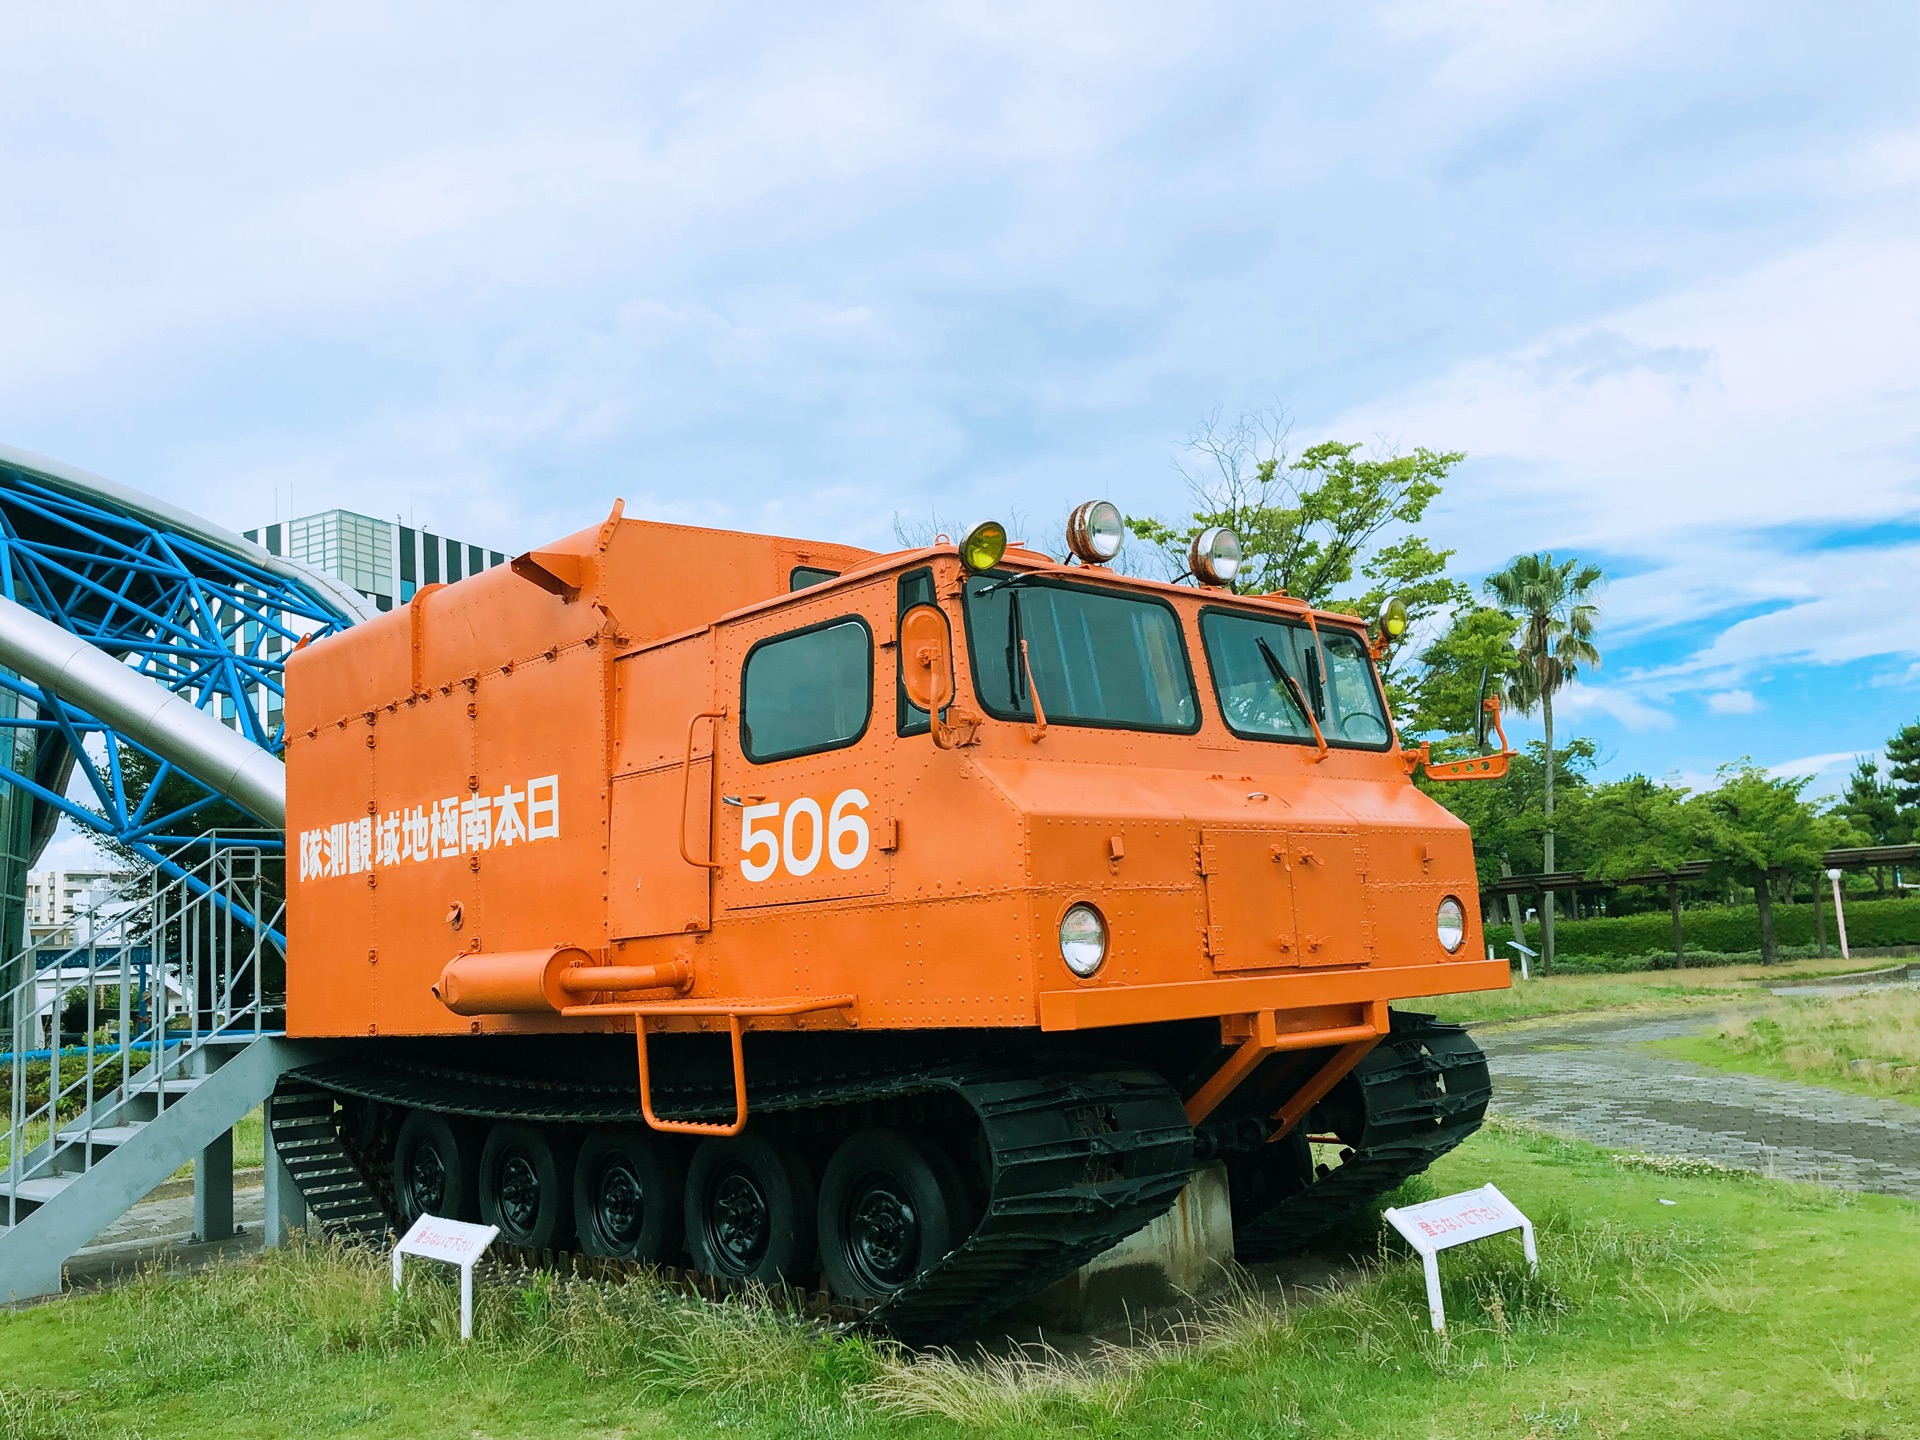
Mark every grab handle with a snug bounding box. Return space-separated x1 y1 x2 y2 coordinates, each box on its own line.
679 708 727 869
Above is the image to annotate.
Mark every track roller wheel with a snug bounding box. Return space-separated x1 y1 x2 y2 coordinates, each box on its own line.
393 1110 482 1224
573 1129 683 1261
479 1123 579 1250
817 1129 967 1303
1224 1128 1313 1249
684 1135 815 1286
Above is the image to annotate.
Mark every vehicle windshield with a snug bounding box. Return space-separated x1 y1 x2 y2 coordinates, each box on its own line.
1201 609 1392 749
962 574 1198 732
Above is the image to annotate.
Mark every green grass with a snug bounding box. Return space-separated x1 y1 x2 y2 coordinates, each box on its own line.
1651 987 1920 1109
0 1120 1914 1438
1409 955 1865 1027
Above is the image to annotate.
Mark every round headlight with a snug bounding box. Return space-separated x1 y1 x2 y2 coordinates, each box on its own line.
1436 895 1466 954
959 519 1008 573
1065 500 1126 564
1380 595 1409 638
1188 527 1242 587
1059 902 1108 977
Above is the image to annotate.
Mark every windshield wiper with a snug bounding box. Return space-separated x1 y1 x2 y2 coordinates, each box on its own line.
1006 588 1026 706
974 572 1039 598
1255 636 1329 761
1000 587 1049 739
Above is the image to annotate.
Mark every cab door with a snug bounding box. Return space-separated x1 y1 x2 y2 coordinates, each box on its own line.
608 634 717 939
711 594 896 915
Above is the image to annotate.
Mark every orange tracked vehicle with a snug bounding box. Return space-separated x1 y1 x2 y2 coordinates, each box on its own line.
272 501 1512 1340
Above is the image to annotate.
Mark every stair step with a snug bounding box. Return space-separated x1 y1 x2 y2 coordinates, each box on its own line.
54 1124 146 1149
124 1075 208 1102
0 1175 79 1205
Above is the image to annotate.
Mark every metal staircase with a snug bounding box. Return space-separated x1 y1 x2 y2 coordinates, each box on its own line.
0 849 320 1300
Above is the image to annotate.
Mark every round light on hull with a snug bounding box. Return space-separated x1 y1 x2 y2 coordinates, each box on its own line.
959 520 1008 573
1437 896 1466 954
1188 527 1242 587
1066 500 1126 564
1059 902 1108 977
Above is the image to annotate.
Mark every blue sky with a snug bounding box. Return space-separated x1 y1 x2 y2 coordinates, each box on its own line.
3 2 1918 802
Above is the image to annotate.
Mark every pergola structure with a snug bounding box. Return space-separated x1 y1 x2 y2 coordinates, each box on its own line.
1482 844 1920 963
0 444 370 950
1483 845 1920 904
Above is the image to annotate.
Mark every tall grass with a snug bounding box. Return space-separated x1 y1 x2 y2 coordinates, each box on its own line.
858 1213 1696 1429
1412 954 1856 1027
74 1233 862 1419
48 1205 1706 1437
1711 987 1920 1095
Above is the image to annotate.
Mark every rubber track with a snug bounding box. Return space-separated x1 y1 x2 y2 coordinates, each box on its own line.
266 1081 390 1239
1232 1011 1491 1262
271 1059 1194 1344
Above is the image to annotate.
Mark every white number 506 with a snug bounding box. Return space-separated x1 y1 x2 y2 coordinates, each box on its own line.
740 788 870 881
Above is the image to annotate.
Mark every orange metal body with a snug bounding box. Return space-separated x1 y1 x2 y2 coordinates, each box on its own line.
283 509 1508 1070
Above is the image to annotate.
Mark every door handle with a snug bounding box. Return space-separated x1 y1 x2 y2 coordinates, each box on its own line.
679 709 728 870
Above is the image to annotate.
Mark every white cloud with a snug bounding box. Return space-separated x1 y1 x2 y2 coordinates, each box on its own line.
1529 681 1673 732
1348 231 1920 570
1769 749 1872 800
1706 689 1757 715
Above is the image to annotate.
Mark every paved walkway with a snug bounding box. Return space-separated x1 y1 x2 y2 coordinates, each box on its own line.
57 1178 267 1294
1478 1009 1920 1199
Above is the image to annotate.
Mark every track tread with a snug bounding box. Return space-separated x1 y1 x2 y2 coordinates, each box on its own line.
1232 1010 1491 1261
271 1058 1194 1342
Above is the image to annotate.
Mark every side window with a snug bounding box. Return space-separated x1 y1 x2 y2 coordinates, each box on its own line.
741 617 873 763
896 567 937 735
790 566 839 592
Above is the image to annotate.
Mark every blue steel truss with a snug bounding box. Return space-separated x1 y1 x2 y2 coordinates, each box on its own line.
0 455 362 911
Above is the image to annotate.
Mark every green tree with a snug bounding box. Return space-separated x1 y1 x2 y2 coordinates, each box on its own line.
1483 553 1604 974
1129 409 1466 608
1423 738 1597 956
1581 776 1704 965
1699 763 1826 964
1403 605 1521 749
1886 721 1920 811
1836 754 1907 847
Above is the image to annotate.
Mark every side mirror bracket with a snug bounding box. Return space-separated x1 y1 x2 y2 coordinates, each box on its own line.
899 604 980 748
1406 694 1515 782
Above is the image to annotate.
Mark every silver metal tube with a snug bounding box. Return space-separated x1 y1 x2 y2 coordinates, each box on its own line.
0 595 286 828
0 442 378 626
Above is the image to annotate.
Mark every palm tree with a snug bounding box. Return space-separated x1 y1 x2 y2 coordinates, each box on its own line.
1485 553 1603 974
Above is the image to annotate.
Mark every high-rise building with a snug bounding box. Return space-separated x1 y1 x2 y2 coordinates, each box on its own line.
25 867 127 945
245 509 510 613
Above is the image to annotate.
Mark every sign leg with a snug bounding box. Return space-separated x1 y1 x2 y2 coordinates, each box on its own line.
460 1261 473 1341
1423 1252 1445 1331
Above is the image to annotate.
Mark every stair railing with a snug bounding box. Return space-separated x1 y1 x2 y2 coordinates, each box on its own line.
2 848 282 1226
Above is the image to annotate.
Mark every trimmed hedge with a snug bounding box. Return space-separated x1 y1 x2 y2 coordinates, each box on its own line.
1483 895 1920 961
1541 946 1821 974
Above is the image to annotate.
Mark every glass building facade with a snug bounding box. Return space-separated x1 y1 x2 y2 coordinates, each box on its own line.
245 510 509 613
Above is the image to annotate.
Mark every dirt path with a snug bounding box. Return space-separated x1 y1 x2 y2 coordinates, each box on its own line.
1478 1009 1920 1198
